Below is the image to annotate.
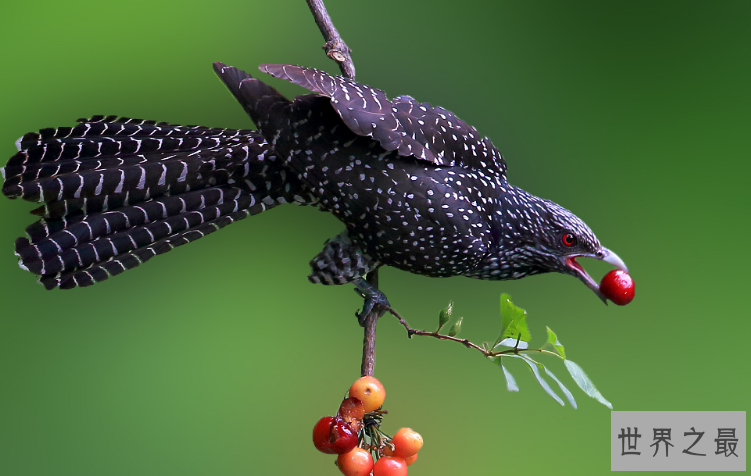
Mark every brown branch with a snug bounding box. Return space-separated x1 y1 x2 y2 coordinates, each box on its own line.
386 307 559 359
306 0 356 79
388 307 489 354
305 0 371 377
360 270 381 377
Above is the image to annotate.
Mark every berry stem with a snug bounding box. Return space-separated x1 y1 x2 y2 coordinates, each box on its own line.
359 410 394 461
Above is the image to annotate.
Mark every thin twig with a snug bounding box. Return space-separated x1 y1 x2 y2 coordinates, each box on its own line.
306 0 356 79
386 307 559 359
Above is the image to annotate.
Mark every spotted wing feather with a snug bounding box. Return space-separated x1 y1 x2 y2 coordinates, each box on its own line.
258 64 507 178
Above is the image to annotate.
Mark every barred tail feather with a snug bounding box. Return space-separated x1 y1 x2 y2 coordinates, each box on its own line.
18 186 280 290
2 115 261 206
3 115 313 289
213 62 290 132
40 207 255 289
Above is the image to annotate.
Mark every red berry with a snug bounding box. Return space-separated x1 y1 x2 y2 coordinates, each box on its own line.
390 427 423 458
373 456 408 476
337 447 374 476
349 376 386 413
313 416 337 454
338 397 365 428
600 270 635 305
312 416 358 454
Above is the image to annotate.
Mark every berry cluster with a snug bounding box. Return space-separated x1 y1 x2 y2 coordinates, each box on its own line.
312 376 423 476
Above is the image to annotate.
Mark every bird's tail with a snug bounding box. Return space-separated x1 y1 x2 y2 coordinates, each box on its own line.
2 115 306 289
212 62 291 134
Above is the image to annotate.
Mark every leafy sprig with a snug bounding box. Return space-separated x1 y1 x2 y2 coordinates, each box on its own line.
386 294 612 409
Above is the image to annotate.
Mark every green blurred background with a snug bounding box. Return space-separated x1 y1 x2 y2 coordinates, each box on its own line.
0 1 748 474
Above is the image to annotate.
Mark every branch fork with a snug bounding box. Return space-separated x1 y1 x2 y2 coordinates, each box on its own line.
307 0 356 79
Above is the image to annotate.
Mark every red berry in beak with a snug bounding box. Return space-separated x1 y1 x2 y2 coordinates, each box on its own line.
600 270 635 305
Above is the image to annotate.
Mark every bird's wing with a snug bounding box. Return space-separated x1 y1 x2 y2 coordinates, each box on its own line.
258 64 507 178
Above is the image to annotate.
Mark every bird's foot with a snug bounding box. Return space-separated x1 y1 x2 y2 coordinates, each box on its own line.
353 277 390 326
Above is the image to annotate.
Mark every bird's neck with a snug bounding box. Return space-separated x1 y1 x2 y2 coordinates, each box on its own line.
467 185 552 280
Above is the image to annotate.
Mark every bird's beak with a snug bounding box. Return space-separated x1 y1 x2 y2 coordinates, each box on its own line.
599 247 628 274
562 247 628 305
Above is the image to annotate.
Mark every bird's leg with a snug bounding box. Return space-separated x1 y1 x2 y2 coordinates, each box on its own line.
308 230 385 324
353 277 390 326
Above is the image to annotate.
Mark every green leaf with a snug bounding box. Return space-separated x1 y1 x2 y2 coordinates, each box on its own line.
448 316 463 337
564 360 613 409
546 327 566 359
495 337 529 350
510 355 564 406
495 294 531 347
500 362 519 392
543 366 577 409
438 301 453 331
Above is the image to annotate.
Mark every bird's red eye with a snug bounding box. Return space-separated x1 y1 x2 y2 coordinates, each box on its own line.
562 233 577 247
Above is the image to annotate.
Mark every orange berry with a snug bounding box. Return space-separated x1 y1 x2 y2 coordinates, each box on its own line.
349 376 386 413
390 427 423 458
373 456 408 476
337 447 374 476
404 453 418 466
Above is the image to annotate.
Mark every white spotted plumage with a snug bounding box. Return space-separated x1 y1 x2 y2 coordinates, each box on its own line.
3 63 609 294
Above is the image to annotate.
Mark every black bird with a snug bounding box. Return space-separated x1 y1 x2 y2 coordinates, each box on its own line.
1 63 627 313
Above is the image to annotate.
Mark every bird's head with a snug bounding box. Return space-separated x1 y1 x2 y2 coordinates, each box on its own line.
498 186 628 303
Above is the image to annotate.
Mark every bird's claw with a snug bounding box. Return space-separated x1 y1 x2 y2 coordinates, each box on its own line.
353 278 390 326
355 292 390 326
